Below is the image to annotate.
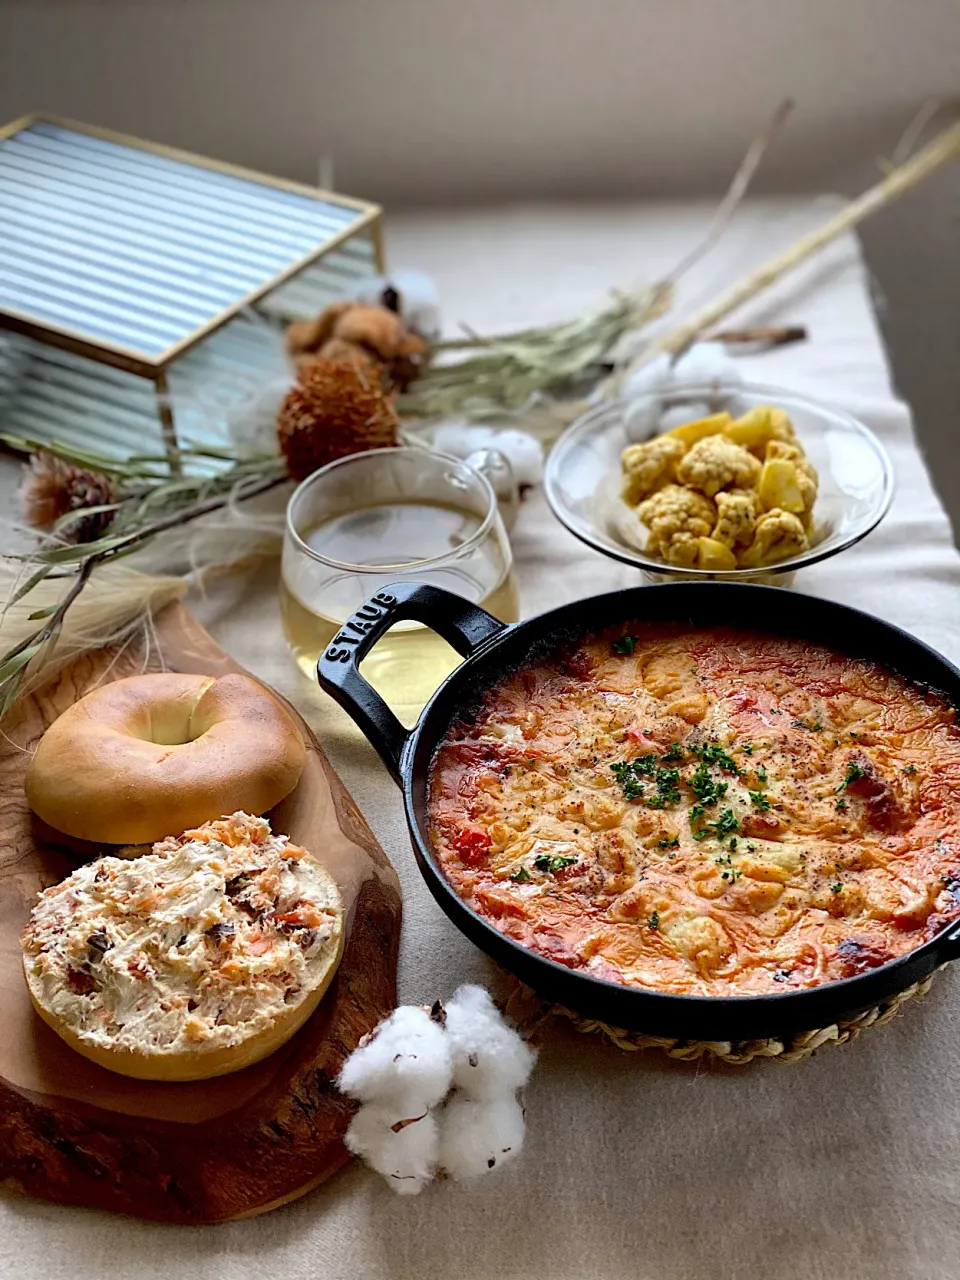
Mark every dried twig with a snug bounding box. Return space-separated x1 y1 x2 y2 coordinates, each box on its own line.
709 324 808 347
665 98 795 284
631 119 960 368
888 97 953 167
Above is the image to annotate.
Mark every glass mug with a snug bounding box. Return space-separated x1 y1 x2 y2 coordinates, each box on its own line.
280 446 520 724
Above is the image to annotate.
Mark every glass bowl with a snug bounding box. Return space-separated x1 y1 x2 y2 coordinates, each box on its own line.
544 382 894 581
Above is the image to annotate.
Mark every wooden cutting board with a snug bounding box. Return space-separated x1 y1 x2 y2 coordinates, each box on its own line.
0 603 402 1223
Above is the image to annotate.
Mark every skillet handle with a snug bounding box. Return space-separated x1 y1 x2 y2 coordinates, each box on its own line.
316 581 509 783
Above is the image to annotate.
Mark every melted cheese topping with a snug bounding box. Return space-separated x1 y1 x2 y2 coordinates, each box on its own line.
429 625 960 995
21 812 342 1053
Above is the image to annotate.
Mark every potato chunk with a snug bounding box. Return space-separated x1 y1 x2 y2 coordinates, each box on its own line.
724 405 797 455
697 536 737 570
665 412 732 447
758 457 806 515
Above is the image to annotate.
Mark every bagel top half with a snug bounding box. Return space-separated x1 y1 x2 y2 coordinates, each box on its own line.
25 672 306 844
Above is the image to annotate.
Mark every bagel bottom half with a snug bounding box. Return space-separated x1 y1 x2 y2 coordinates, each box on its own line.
20 813 344 1080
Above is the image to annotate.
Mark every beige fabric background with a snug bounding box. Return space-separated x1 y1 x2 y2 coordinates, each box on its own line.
4 199 960 1278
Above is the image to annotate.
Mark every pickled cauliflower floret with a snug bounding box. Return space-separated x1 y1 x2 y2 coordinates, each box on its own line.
712 488 759 549
621 436 686 506
675 435 761 499
637 485 717 566
740 508 809 567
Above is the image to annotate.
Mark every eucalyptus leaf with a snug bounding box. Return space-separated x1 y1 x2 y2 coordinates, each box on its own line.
34 533 135 564
0 642 42 684
2 565 53 611
27 606 57 620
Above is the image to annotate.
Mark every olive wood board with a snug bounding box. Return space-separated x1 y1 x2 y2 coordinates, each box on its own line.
0 602 402 1223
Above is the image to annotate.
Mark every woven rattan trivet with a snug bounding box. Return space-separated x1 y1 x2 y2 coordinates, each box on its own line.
505 971 939 1066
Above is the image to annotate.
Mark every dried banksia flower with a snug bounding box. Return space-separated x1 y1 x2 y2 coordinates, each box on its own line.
276 358 399 481
20 450 117 543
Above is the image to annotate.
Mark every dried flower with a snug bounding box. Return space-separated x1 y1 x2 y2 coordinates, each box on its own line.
285 301 427 391
276 357 399 481
20 450 116 543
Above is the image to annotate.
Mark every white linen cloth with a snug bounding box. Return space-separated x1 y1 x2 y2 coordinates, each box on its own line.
4 197 960 1280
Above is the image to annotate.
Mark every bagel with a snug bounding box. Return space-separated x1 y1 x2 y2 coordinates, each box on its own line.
21 812 344 1081
25 673 305 844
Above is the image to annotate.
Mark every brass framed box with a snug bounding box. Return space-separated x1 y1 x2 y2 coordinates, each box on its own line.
0 114 384 466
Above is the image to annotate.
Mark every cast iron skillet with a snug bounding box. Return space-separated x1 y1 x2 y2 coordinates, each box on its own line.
318 580 960 1040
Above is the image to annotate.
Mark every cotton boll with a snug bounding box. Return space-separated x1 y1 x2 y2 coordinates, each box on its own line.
488 430 544 488
623 396 663 443
621 353 672 403
438 1095 526 1181
669 341 742 396
345 1103 438 1196
432 422 498 459
621 355 673 441
658 400 713 433
337 1006 452 1111
444 984 536 1101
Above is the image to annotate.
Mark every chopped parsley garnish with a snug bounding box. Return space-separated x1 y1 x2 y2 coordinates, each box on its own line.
612 635 636 655
710 809 741 839
837 761 868 792
729 837 738 851
648 911 660 930
647 766 682 809
835 798 848 812
693 808 741 842
689 803 705 823
904 764 917 776
793 718 823 732
688 761 728 807
533 853 577 873
633 755 659 776
721 868 742 882
830 881 843 894
749 790 771 811
742 742 754 755
610 761 645 800
662 742 685 762
691 742 742 775
657 834 680 849
755 764 768 784
510 866 532 883
714 854 732 866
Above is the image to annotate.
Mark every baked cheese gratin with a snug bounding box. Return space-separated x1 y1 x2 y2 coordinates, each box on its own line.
21 812 344 1079
429 624 960 996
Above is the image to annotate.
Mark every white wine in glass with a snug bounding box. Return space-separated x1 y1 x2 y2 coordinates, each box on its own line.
281 449 519 725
